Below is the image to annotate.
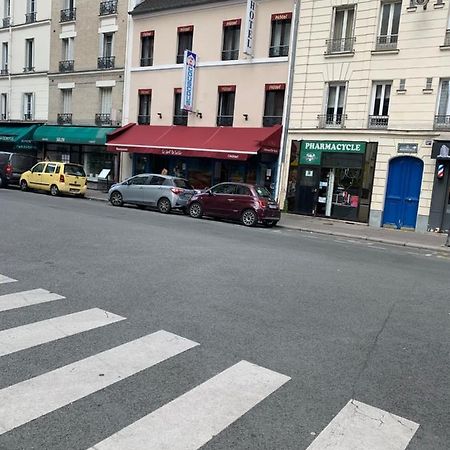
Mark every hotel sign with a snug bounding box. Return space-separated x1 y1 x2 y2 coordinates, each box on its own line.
181 50 197 112
299 140 366 166
243 0 256 56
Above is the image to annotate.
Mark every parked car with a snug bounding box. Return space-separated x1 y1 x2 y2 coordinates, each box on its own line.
0 152 37 188
20 162 87 197
188 182 281 227
108 174 196 213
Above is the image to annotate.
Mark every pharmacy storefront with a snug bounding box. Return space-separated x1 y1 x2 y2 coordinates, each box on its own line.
287 140 377 222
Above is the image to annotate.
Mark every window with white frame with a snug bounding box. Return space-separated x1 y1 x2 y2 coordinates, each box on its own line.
1 42 8 74
4 0 11 19
98 33 115 69
24 38 34 71
328 7 355 53
62 89 72 114
1 93 7 120
323 83 347 127
62 37 74 60
369 82 391 128
23 93 33 120
26 0 36 22
436 79 450 128
96 87 113 125
377 2 402 50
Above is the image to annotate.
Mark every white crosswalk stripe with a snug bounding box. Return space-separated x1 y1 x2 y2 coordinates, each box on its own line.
89 360 290 450
306 399 419 450
0 274 17 285
0 330 199 435
0 308 125 357
0 288 65 312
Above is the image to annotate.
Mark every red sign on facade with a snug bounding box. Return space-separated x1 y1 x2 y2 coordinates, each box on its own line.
218 85 236 93
174 88 182 94
265 83 286 91
223 19 242 27
138 89 152 95
178 25 194 33
140 30 154 37
271 12 292 21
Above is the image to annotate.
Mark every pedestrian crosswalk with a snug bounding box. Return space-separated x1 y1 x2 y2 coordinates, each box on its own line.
0 274 16 284
0 272 420 449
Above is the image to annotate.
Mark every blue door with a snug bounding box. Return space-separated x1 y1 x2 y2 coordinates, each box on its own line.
383 156 423 229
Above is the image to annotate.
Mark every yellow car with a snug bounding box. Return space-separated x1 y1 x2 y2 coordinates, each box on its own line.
20 162 87 197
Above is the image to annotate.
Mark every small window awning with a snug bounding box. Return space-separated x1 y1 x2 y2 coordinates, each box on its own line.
0 124 40 149
33 125 117 146
106 124 282 161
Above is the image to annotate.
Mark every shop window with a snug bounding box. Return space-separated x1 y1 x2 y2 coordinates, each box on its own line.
176 26 193 64
138 89 151 125
269 13 291 57
435 79 450 129
217 86 235 127
376 1 401 50
222 20 240 60
369 82 391 128
327 7 355 54
140 31 154 66
173 89 188 126
320 83 346 128
263 84 285 127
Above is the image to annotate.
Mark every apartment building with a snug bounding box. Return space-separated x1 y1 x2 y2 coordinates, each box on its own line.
280 0 450 232
109 0 294 189
33 0 128 183
0 0 51 152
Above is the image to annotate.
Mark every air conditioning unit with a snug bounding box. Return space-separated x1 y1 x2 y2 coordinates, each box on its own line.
413 0 429 8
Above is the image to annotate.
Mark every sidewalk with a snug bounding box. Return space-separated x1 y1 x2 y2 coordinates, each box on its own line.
85 189 450 253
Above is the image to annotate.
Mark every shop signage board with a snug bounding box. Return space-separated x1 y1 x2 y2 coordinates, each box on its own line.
243 0 256 56
299 140 366 166
181 50 197 112
398 143 418 153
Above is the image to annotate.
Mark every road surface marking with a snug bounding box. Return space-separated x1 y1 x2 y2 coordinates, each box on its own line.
0 308 125 357
0 289 65 312
0 274 17 285
306 399 419 450
0 330 199 435
89 360 290 450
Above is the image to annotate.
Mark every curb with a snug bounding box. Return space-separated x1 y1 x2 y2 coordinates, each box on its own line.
86 195 108 203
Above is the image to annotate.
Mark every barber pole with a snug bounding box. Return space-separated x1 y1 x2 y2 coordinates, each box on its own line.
437 164 445 179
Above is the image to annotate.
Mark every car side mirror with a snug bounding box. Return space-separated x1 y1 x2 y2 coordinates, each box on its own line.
208 190 214 196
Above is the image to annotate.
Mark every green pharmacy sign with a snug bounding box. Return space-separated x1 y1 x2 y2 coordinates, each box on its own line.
299 140 366 166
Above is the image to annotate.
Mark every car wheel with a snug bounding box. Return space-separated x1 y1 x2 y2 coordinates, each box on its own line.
77 193 85 198
20 180 28 191
157 197 172 214
50 184 59 197
264 220 278 228
110 191 123 207
0 176 7 188
189 202 203 219
241 209 257 227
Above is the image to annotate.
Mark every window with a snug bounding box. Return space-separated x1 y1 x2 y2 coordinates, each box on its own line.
328 7 355 53
435 79 450 129
64 164 85 176
0 93 7 120
176 26 193 64
44 163 57 174
58 89 72 125
211 184 236 194
263 84 285 127
23 93 33 120
377 2 401 50
61 0 76 22
149 176 165 185
369 82 391 128
217 86 235 126
138 89 151 125
99 0 118 15
140 31 154 66
173 89 188 126
95 87 112 126
99 33 115 69
24 39 34 72
26 0 36 22
129 175 149 185
399 78 406 91
4 0 10 18
236 185 251 196
321 83 346 127
32 163 45 173
60 37 74 71
1 42 7 74
222 20 240 60
269 13 291 57
426 77 433 90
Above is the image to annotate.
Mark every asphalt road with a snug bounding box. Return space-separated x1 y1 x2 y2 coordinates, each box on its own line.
0 188 449 450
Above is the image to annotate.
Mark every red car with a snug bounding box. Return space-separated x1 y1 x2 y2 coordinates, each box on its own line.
188 182 281 227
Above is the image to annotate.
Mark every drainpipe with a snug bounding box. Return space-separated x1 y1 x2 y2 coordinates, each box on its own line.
7 0 13 120
274 0 300 205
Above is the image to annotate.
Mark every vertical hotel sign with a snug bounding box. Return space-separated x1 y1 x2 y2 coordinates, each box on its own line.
243 0 256 56
181 50 197 112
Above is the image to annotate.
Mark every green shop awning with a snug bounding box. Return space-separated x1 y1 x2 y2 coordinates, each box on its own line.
0 124 40 150
33 126 117 146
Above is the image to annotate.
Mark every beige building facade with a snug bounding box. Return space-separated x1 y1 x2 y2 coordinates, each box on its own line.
281 0 450 232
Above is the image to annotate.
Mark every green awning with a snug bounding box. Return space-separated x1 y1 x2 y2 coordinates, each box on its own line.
0 124 39 144
33 126 116 146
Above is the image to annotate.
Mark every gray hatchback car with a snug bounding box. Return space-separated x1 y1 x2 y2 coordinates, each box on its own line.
108 174 196 213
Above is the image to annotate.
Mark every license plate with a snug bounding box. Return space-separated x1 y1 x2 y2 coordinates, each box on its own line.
269 204 278 209
70 188 80 192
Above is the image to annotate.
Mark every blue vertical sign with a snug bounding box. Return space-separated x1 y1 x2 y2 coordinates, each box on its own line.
181 50 197 112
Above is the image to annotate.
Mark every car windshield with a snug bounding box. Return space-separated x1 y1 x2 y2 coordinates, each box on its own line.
0 153 11 163
255 186 272 199
64 164 86 177
174 178 194 190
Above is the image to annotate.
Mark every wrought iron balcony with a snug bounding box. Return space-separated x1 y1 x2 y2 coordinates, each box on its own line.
138 115 150 125
444 29 450 47
60 8 76 22
140 57 153 67
57 113 73 125
59 60 74 72
99 0 118 16
269 45 289 57
434 115 450 130
368 115 389 128
263 116 282 127
375 35 398 51
173 115 188 126
2 17 10 28
23 113 33 121
25 12 36 23
0 68 8 76
95 113 113 126
325 37 355 54
97 56 115 70
23 66 35 73
217 115 234 127
317 114 347 128
222 49 239 61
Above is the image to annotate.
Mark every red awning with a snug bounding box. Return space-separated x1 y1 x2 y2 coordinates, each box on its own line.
106 124 282 161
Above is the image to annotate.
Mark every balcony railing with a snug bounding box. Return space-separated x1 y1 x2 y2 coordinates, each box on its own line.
434 115 450 129
222 49 239 61
57 113 73 125
95 113 112 126
217 115 234 127
2 17 10 28
444 29 450 47
317 114 347 128
97 56 115 70
269 45 289 57
60 8 76 22
99 0 118 16
263 116 282 127
369 115 389 128
173 115 188 126
376 34 398 51
140 57 153 67
25 12 36 23
0 68 8 76
59 60 74 72
23 113 33 121
325 37 355 54
138 115 150 125
23 66 35 73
